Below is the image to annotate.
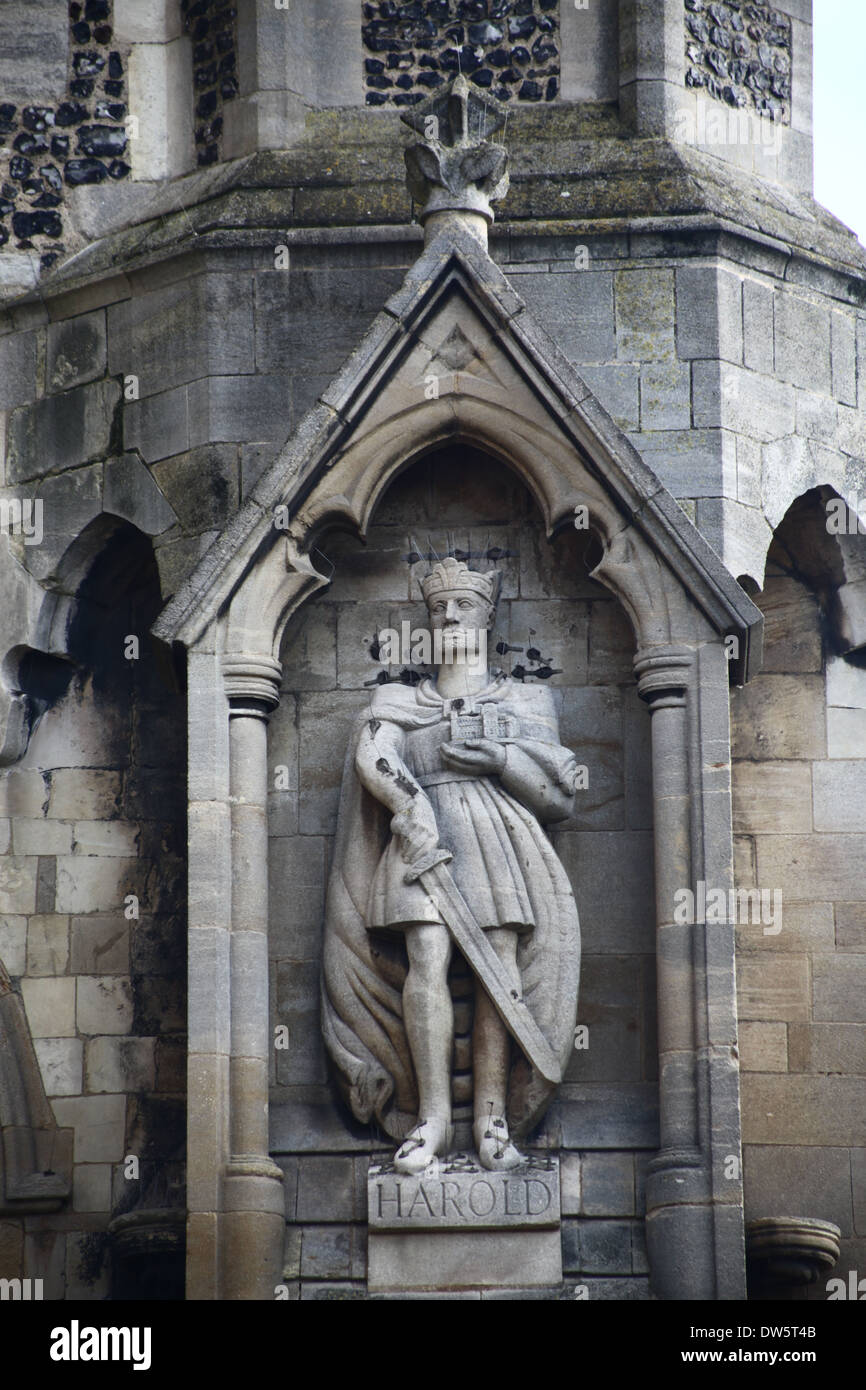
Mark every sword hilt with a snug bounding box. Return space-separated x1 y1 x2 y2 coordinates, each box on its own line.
403 848 453 884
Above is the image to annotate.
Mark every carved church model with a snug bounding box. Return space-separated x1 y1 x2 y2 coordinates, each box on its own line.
0 0 863 1301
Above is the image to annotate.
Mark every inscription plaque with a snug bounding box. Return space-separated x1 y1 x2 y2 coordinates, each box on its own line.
368 1156 560 1231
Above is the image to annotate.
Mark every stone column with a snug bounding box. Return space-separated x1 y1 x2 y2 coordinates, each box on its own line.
635 646 714 1300
220 654 285 1300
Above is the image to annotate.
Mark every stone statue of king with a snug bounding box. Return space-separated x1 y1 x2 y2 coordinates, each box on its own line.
322 556 581 1175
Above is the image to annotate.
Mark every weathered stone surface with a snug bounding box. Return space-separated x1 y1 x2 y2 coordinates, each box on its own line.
812 955 866 1024
692 360 795 441
556 1084 659 1149
46 310 106 393
0 0 68 106
51 1093 126 1162
55 856 141 914
33 1036 83 1097
72 1163 111 1214
0 915 28 975
12 818 72 856
103 452 178 535
565 955 642 1084
7 379 120 482
521 271 616 365
743 1145 853 1235
580 1152 635 1217
758 573 822 673
836 904 866 953
639 361 691 430
255 267 406 383
26 913 69 975
735 901 833 955
76 975 133 1036
731 761 812 835
368 1228 562 1290
72 821 138 857
85 1036 155 1093
268 835 326 962
28 462 104 578
615 268 675 362
575 1218 635 1276
741 1076 866 1146
580 363 639 431
788 1022 866 1074
70 916 129 975
557 832 655 954
813 762 866 833
187 375 289 449
107 276 254 391
676 265 743 364
736 955 810 1022
296 1156 355 1224
827 708 866 760
122 384 189 463
757 835 866 902
738 1021 787 1073
741 279 774 375
20 976 76 1037
831 311 857 407
730 675 825 760
48 770 121 821
774 291 831 395
0 329 41 411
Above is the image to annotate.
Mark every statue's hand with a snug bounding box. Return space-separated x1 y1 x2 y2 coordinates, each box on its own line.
440 738 506 774
391 799 439 866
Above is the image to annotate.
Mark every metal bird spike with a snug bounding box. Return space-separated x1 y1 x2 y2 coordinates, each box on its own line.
399 73 507 148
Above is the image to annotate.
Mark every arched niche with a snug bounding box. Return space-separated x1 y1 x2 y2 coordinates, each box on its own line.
0 517 188 1294
731 486 866 1301
268 443 657 1165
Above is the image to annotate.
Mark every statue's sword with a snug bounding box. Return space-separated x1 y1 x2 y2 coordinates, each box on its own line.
403 848 562 1085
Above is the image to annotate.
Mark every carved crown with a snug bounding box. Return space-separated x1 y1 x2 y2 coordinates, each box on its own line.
421 557 500 604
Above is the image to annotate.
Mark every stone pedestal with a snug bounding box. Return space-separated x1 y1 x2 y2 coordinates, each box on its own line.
367 1156 561 1293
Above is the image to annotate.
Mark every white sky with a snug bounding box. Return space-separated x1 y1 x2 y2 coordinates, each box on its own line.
813 0 866 244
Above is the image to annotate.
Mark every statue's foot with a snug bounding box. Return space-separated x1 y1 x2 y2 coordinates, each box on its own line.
394 1116 452 1175
475 1115 524 1172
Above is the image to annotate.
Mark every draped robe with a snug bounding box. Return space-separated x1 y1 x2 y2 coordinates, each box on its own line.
321 673 581 1142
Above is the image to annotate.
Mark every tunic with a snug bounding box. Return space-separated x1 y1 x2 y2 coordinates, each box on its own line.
358 674 578 934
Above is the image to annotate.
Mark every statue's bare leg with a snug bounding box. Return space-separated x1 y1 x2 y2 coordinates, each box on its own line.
395 923 454 1175
474 927 524 1171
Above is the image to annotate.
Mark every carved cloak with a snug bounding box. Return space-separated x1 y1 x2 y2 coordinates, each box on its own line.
320 677 581 1143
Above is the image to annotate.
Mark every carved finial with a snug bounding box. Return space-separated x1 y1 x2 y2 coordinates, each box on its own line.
401 75 509 246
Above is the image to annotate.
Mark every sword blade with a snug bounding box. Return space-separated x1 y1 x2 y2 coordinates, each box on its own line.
418 862 562 1085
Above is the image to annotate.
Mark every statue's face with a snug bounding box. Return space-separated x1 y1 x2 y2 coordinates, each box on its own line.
426 587 492 666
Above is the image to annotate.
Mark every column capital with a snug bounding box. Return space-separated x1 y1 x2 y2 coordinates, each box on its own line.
634 646 693 707
222 653 282 716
